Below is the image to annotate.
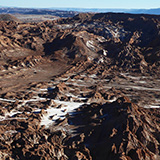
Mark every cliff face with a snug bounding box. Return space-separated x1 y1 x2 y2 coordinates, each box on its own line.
0 13 160 160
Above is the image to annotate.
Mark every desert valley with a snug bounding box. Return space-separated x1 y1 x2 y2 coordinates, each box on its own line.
0 10 159 160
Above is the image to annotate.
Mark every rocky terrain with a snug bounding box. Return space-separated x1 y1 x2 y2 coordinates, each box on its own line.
0 14 21 22
0 12 160 160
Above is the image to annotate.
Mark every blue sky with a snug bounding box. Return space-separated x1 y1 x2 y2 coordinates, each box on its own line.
0 0 160 9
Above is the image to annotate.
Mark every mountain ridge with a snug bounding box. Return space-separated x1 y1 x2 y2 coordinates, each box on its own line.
1 6 160 15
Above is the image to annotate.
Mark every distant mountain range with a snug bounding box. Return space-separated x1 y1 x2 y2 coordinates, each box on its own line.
51 7 160 15
0 7 78 18
1 6 160 15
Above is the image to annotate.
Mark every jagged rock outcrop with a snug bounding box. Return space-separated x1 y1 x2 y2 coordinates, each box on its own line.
67 95 160 160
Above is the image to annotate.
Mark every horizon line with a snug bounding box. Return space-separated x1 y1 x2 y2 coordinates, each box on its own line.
0 6 160 10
